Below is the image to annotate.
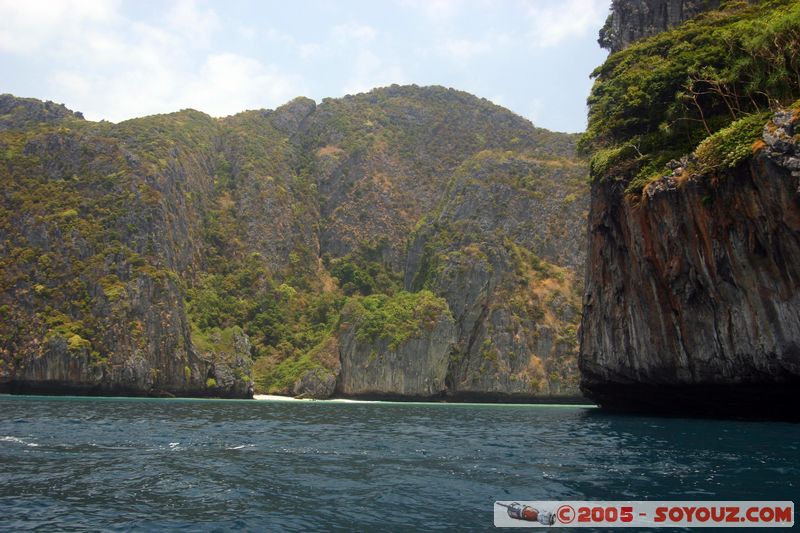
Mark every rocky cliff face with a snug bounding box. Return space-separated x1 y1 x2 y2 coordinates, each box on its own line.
599 0 719 52
404 152 587 399
0 86 588 400
580 0 800 418
234 86 589 401
336 295 456 398
0 101 253 397
580 111 800 418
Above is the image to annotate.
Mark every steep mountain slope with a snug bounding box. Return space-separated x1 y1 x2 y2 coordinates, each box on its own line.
0 96 252 397
404 151 586 399
0 86 588 400
579 0 800 418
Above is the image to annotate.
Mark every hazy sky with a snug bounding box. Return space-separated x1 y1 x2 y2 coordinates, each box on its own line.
0 0 611 133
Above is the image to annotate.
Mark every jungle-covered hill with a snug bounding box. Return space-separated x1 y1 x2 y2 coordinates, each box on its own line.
0 85 588 399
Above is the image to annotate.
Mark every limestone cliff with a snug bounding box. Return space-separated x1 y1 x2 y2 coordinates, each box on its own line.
598 0 720 52
581 111 800 418
580 0 800 418
252 86 589 400
0 98 253 397
404 152 587 400
335 293 456 398
0 86 587 400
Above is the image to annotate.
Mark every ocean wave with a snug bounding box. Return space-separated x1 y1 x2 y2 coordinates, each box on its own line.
0 435 39 447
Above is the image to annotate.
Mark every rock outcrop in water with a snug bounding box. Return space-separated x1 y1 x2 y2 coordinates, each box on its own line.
0 86 588 400
335 293 456 398
581 112 800 417
580 0 800 418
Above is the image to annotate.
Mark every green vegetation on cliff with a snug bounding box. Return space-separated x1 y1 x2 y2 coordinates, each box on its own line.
327 241 401 297
402 147 587 396
345 290 450 350
582 0 800 193
0 85 586 398
0 111 195 375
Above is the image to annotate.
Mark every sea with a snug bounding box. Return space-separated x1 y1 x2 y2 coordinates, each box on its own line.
0 395 798 531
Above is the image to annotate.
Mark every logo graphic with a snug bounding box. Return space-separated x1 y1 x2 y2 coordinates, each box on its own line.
494 501 794 528
556 505 575 524
496 502 556 525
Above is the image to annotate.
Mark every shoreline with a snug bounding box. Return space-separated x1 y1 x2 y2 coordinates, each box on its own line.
0 392 597 408
254 393 597 407
0 383 594 406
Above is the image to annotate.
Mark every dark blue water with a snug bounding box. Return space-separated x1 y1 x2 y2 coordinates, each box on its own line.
0 396 798 531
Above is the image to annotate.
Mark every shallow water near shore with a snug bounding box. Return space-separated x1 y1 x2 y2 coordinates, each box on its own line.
1 395 798 531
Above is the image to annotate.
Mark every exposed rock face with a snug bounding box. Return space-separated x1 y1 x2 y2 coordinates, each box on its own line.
292 369 337 399
336 306 456 398
252 86 589 400
599 0 720 52
0 86 587 400
0 94 84 128
305 85 577 271
291 336 340 399
0 99 252 397
579 112 800 418
404 153 587 400
2 259 253 398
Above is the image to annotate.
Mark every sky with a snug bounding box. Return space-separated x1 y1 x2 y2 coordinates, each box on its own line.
0 0 611 133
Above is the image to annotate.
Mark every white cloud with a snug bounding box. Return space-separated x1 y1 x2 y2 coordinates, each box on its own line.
298 42 323 60
342 50 406 95
1 0 303 121
1 0 609 132
438 38 491 61
51 45 303 121
0 0 120 53
183 53 303 116
332 21 377 44
397 0 464 20
50 70 92 95
264 27 296 45
490 94 507 107
526 97 544 125
164 0 219 44
436 32 510 62
526 0 608 48
261 27 324 62
239 26 256 41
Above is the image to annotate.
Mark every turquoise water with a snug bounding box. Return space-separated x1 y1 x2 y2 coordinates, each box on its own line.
0 395 798 531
